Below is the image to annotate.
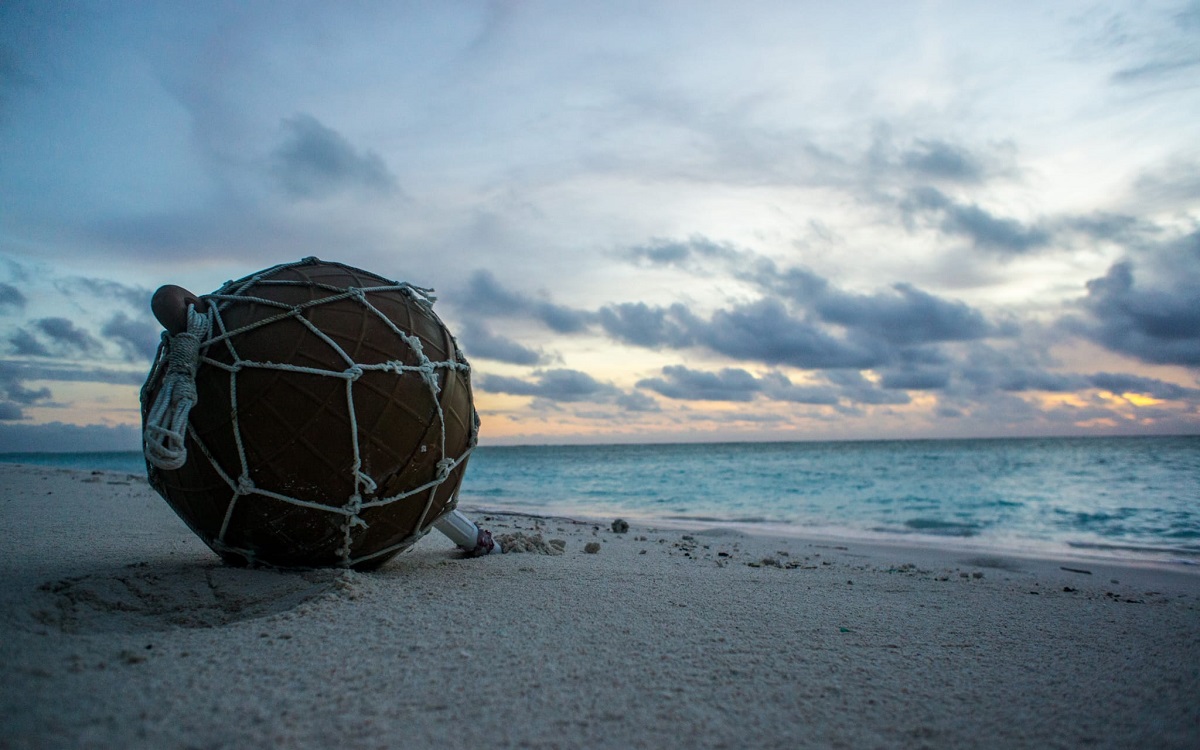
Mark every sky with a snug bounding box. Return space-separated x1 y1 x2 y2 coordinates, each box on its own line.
0 0 1198 450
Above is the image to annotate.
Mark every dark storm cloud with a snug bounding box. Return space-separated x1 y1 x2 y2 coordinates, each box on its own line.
271 113 399 200
101 312 161 362
1075 256 1200 366
457 321 545 366
0 282 26 312
479 368 619 403
903 187 1051 255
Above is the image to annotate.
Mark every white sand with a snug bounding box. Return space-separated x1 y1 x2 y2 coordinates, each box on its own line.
2 463 1198 749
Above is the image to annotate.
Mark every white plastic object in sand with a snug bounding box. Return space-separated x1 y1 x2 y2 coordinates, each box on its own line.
434 509 502 556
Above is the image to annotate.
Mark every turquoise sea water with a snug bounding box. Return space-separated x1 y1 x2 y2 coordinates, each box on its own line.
3 436 1197 566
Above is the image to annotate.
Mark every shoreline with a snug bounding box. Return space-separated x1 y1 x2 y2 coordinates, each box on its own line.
3 464 1199 748
463 504 1200 594
4 441 1199 572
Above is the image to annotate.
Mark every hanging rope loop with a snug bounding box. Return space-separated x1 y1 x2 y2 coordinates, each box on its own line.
144 303 210 470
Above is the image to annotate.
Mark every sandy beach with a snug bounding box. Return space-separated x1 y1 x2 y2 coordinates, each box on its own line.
1 463 1197 749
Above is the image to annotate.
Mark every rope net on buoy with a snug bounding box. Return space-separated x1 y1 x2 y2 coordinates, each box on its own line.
141 257 480 568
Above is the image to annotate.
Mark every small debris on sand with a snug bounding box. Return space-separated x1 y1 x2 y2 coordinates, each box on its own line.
584 542 601 554
611 519 629 533
496 532 565 555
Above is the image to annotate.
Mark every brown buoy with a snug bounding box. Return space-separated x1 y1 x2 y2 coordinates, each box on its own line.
140 257 494 569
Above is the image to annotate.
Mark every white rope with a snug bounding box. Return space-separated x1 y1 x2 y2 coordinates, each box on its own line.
144 257 478 566
143 304 210 470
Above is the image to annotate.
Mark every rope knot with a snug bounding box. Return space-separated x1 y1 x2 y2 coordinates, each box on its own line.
418 360 441 395
236 474 256 495
143 305 210 471
353 468 377 495
436 458 454 481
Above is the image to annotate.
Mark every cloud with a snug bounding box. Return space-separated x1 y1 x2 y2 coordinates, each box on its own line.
271 113 399 200
101 312 161 362
600 297 882 369
0 360 145 386
992 369 1087 393
1108 1 1200 84
596 302 697 349
625 236 746 269
615 390 660 412
36 317 102 353
0 282 26 312
878 367 951 391
637 365 841 405
479 368 620 403
9 328 49 357
466 246 1008 378
460 270 592 333
1074 254 1200 366
637 365 762 402
457 320 546 365
699 299 881 369
629 237 1007 359
903 187 1051 255
815 282 1001 345
54 277 151 311
757 372 841 404
10 318 103 358
900 139 985 182
0 359 53 420
1087 372 1200 401
824 370 911 405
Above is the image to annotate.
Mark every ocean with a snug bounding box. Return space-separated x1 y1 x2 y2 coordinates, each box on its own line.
3 436 1197 567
